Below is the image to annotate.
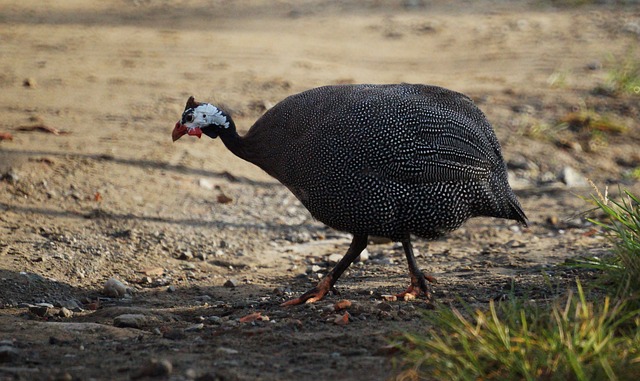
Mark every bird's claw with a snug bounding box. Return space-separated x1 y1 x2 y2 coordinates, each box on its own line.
281 276 335 307
394 271 435 301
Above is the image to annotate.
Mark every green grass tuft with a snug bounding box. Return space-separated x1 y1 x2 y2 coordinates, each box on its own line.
394 188 640 381
581 187 640 299
394 282 640 381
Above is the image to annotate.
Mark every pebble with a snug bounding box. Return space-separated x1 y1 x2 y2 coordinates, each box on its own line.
357 249 370 262
113 314 147 328
506 240 526 248
167 285 176 293
560 166 588 188
623 21 640 36
178 250 194 260
1 170 19 183
215 347 239 355
207 316 223 325
29 305 51 317
308 265 323 273
58 307 73 318
327 253 343 263
224 278 239 288
185 323 204 332
23 77 37 88
333 312 350 326
131 358 173 379
197 178 215 190
103 277 130 298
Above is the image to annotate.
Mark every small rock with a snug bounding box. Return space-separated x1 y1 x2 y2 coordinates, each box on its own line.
167 285 176 293
197 178 214 190
560 166 588 188
377 301 394 311
223 278 238 288
1 170 19 183
308 265 323 273
131 358 173 379
23 77 37 88
185 323 204 332
207 316 223 325
58 307 73 318
113 314 147 328
215 347 239 355
57 299 83 312
216 193 233 204
333 312 350 326
506 240 526 248
327 253 343 264
0 345 20 363
29 305 51 317
103 277 130 298
357 249 370 262
623 21 640 36
178 250 194 260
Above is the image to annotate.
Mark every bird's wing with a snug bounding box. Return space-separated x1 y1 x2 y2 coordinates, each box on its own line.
376 112 500 184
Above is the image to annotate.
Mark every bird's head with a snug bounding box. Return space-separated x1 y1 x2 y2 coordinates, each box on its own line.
172 96 231 142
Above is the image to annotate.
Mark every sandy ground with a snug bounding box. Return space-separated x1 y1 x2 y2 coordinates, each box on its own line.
1 1 640 380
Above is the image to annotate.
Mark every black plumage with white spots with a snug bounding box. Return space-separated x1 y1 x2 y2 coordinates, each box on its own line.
173 83 527 305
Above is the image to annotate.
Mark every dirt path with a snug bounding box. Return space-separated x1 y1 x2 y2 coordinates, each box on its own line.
1 1 639 380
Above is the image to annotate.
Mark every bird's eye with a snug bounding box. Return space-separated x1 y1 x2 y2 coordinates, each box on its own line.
186 113 194 123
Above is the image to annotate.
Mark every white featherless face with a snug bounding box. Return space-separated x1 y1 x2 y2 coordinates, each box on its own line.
182 103 230 130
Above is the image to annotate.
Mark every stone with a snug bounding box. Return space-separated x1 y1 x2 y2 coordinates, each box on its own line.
357 249 370 262
560 166 588 188
327 253 343 263
185 323 204 332
29 305 51 317
103 277 130 298
57 299 83 312
197 178 214 190
113 314 147 328
58 307 73 318
223 278 238 288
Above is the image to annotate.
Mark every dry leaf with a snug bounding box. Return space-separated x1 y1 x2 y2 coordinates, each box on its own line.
17 124 70 135
217 193 233 204
239 312 269 323
334 299 352 311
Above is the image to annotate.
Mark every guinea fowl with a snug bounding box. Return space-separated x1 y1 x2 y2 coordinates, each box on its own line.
172 84 527 305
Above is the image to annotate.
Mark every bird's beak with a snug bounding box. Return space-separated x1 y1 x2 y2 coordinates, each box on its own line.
172 122 202 141
172 122 187 142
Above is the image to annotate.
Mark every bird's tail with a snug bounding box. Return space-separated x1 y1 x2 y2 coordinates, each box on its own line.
507 195 528 227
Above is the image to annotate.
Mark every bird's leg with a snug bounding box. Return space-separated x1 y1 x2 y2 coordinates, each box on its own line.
281 234 368 306
395 240 435 301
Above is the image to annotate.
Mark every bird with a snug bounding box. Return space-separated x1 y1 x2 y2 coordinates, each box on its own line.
172 84 527 306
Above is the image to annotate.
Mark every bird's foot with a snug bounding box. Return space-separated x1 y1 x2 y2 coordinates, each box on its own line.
394 271 436 301
281 275 334 306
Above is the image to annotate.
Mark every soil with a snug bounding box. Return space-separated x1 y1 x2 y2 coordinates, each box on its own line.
1 1 639 380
